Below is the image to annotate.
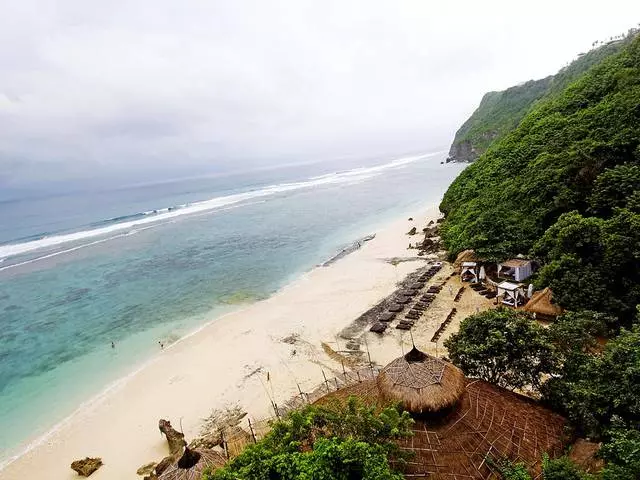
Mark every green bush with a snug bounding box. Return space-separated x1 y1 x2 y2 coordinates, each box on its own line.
205 397 413 480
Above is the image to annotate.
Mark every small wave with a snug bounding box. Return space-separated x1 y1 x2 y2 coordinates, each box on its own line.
0 152 436 260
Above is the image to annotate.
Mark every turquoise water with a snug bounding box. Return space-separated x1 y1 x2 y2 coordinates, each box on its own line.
0 152 464 465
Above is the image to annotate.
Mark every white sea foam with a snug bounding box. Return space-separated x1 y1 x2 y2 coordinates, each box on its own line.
0 152 438 260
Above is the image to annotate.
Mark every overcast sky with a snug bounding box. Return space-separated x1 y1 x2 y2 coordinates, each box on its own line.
1 0 639 186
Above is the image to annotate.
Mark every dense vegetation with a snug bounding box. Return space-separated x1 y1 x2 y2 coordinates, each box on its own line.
446 309 640 479
441 30 640 479
446 34 633 162
204 398 413 480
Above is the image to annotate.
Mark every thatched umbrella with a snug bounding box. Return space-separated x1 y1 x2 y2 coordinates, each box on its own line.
377 347 465 415
159 447 226 480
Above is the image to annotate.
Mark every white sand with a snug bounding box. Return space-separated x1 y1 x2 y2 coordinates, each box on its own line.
2 204 467 479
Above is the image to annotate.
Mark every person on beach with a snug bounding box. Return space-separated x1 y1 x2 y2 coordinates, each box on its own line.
111 341 115 349
158 341 164 349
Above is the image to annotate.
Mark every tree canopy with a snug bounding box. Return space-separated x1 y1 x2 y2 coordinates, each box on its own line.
444 308 554 391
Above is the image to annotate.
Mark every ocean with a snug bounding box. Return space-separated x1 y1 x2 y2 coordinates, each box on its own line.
0 152 464 466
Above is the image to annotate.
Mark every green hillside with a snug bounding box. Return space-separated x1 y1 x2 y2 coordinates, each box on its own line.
440 31 640 320
446 38 632 163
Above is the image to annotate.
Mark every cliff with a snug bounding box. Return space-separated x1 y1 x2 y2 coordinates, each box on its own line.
446 35 635 163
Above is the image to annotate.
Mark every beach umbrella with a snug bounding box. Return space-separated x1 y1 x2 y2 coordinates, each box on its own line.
377 347 465 415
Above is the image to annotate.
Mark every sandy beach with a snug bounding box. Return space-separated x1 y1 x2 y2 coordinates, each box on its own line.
0 202 492 480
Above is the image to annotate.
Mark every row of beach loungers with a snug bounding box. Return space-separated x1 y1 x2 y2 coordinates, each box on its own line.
470 282 497 299
369 263 443 333
430 307 457 342
453 286 465 302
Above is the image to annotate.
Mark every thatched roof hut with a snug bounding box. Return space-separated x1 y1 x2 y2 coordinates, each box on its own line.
159 447 226 480
376 347 466 414
523 287 563 320
453 249 478 268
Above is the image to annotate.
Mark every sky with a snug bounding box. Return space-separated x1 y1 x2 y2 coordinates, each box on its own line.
1 0 639 186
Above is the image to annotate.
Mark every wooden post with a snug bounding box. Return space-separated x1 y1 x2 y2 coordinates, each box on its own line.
248 418 257 444
341 359 346 377
322 369 330 393
297 383 305 403
221 428 229 460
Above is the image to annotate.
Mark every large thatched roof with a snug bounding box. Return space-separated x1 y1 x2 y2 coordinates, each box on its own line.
314 376 566 479
523 287 563 318
376 347 465 414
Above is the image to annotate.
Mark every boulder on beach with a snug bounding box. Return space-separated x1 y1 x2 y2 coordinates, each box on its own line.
70 457 103 477
407 227 417 235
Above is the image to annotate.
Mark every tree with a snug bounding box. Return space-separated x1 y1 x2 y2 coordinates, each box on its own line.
205 397 413 480
599 428 640 480
542 327 640 437
444 308 555 391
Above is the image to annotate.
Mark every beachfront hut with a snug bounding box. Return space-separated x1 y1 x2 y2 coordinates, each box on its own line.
460 261 478 283
314 348 566 479
497 259 533 282
377 346 465 415
497 281 526 307
523 287 563 320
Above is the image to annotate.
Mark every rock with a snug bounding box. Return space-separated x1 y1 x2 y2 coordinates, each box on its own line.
408 217 414 221
407 227 417 235
159 419 186 456
70 457 103 477
428 220 434 226
137 462 156 476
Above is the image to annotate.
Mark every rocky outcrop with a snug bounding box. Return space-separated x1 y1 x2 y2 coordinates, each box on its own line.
159 419 186 456
70 457 103 476
446 139 479 163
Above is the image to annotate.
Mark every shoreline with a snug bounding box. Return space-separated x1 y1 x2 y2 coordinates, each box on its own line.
0 201 480 480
